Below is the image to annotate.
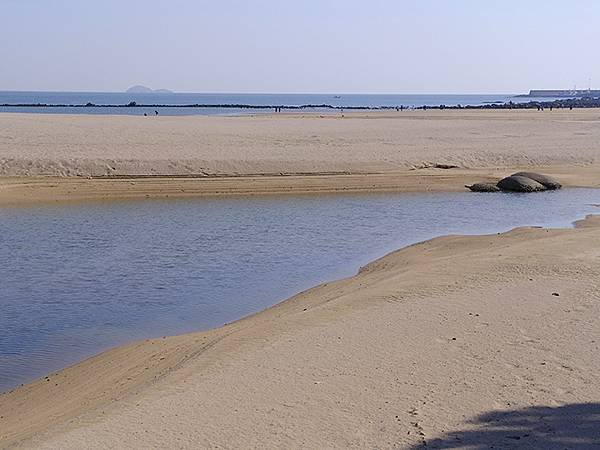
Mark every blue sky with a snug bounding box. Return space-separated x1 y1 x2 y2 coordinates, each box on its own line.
2 0 599 93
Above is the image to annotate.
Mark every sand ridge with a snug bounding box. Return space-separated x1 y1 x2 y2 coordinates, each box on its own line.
1 109 600 177
2 109 600 206
1 165 599 207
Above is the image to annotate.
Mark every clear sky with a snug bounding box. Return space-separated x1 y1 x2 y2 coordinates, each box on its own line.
2 0 599 93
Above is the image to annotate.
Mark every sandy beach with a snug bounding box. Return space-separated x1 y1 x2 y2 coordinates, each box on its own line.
1 109 600 206
1 109 600 448
2 215 600 448
2 110 600 178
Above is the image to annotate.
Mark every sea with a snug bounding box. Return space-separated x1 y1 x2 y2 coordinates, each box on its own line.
0 91 560 116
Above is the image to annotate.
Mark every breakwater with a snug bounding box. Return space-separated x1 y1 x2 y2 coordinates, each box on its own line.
523 89 600 98
3 96 600 111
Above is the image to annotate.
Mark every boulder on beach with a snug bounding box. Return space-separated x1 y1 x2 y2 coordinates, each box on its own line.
497 175 547 192
465 183 501 192
466 172 561 193
511 172 562 190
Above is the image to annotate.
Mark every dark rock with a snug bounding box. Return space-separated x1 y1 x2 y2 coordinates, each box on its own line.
511 172 562 190
497 175 547 192
434 163 459 169
466 183 501 192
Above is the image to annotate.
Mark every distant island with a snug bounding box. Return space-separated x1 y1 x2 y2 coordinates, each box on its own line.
126 85 173 94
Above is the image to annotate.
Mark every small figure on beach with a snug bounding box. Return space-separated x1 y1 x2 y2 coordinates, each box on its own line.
155 110 159 115
143 113 147 116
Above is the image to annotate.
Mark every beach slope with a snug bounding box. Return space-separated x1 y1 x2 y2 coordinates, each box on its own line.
2 216 600 448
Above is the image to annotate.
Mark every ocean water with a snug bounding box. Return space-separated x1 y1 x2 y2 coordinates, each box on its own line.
0 91 561 116
0 189 599 392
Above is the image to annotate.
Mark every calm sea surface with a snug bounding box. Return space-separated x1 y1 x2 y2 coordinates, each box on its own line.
0 92 562 116
1 189 599 392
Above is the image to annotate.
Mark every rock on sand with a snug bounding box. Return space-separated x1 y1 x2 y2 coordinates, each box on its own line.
497 175 547 192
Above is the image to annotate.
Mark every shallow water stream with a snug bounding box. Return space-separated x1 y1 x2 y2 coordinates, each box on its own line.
1 189 599 392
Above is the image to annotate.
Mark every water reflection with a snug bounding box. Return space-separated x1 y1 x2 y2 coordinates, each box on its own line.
1 189 599 391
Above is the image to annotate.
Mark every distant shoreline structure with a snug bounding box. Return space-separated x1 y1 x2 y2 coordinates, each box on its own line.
517 89 600 98
3 90 600 112
3 97 600 110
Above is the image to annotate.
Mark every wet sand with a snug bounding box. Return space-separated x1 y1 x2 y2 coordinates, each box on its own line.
1 110 600 448
1 165 600 207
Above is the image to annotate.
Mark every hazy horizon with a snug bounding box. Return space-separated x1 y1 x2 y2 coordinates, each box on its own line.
0 88 529 94
2 0 600 93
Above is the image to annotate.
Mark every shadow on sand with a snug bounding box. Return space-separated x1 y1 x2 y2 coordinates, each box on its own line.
412 403 600 449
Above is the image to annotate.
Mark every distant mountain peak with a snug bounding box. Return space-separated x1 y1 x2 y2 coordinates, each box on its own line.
126 85 173 94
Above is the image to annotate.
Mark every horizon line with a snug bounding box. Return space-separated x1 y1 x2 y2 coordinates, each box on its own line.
0 89 525 95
